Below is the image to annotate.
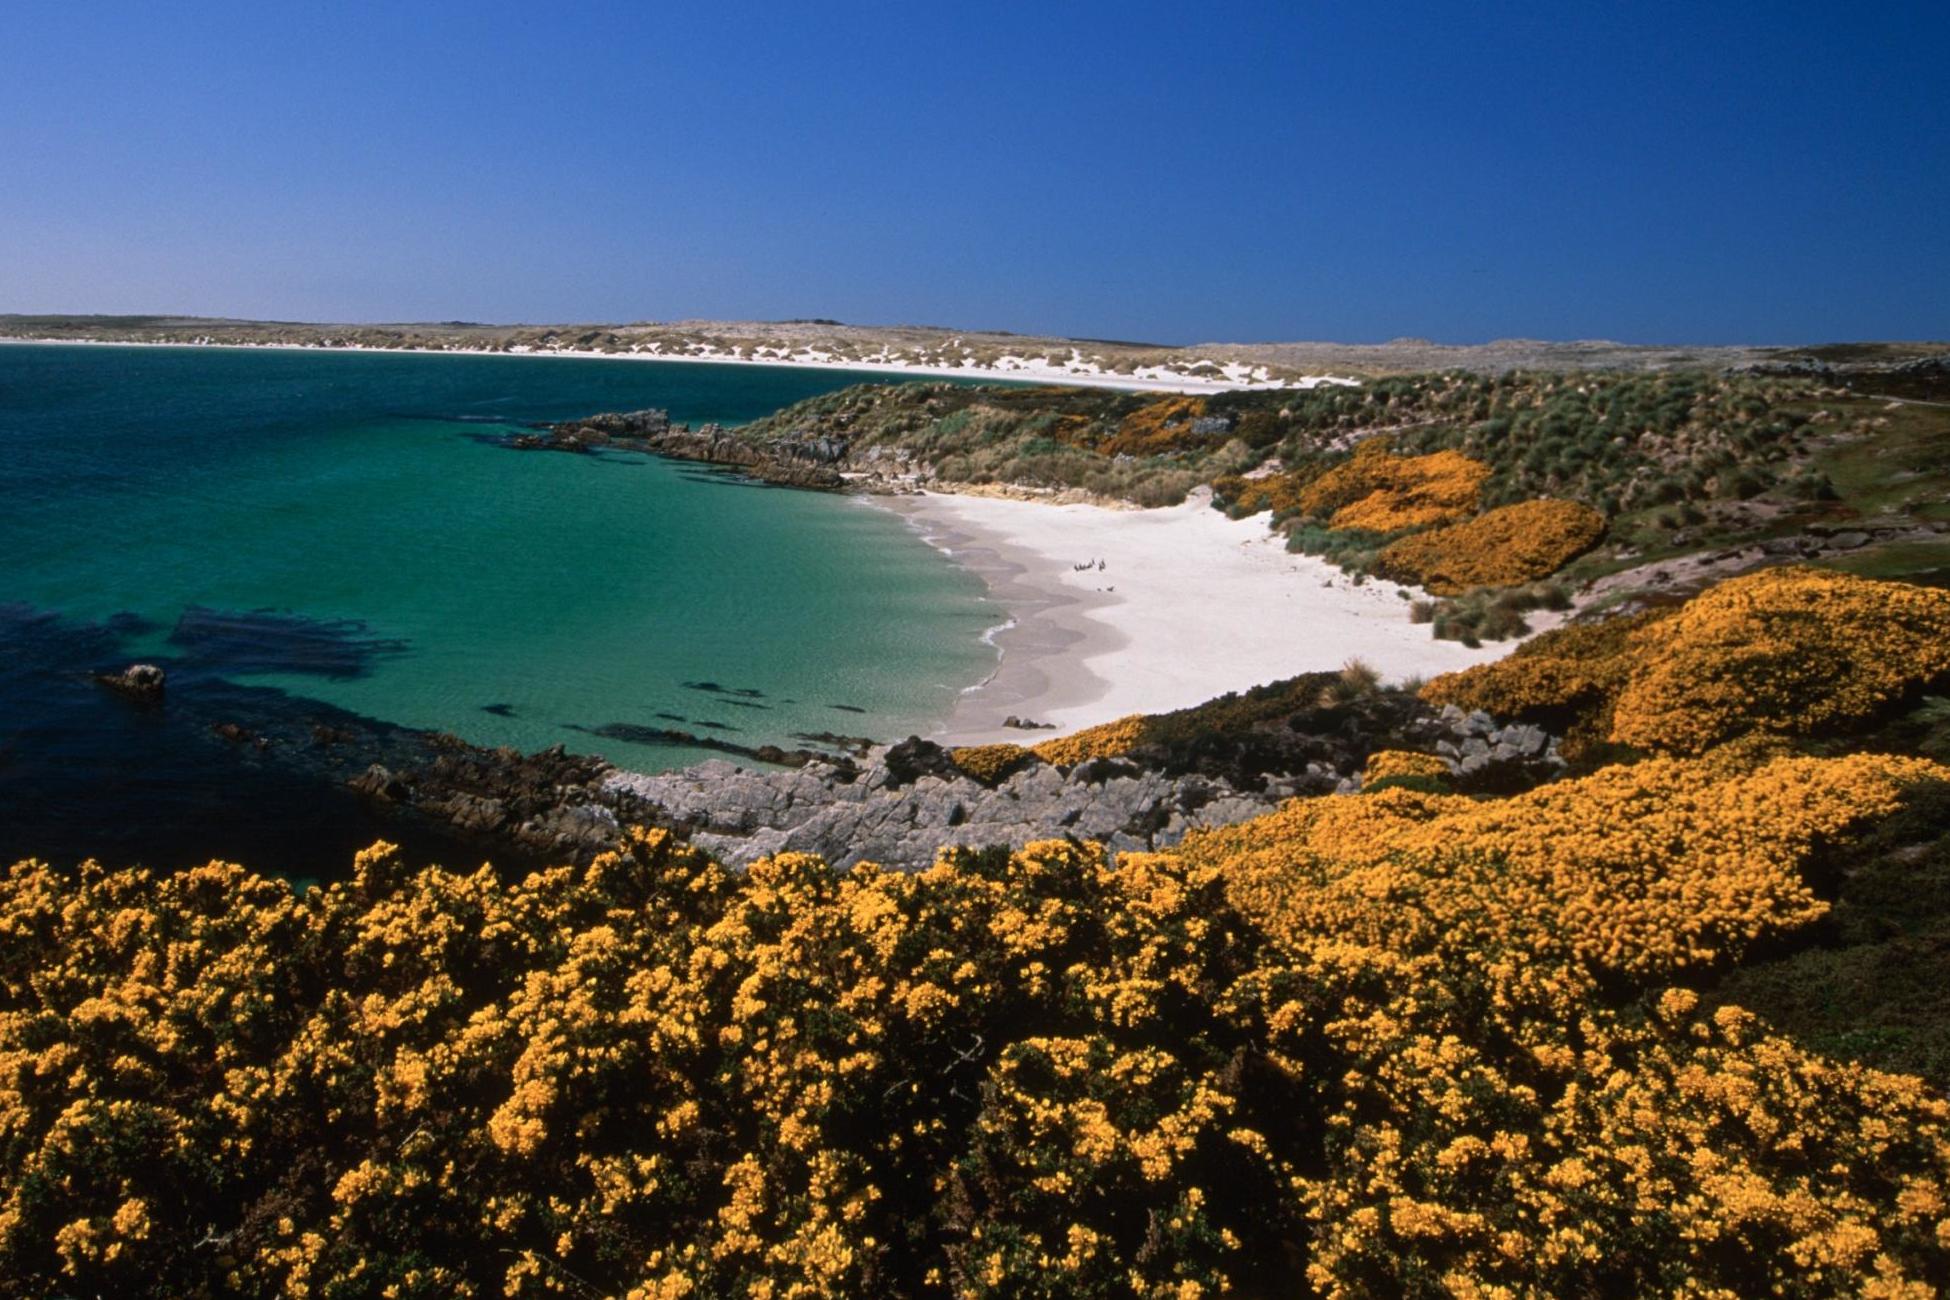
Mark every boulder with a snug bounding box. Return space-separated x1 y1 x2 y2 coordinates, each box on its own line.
881 736 960 786
349 764 407 801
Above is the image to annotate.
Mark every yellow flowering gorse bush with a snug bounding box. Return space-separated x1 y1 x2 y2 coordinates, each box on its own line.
1427 568 1950 753
1098 396 1209 457
1376 498 1604 594
1209 469 1315 519
1300 444 1490 533
2 744 1946 1297
1030 715 1148 766
1612 568 1950 753
947 744 1036 785
1362 750 1450 783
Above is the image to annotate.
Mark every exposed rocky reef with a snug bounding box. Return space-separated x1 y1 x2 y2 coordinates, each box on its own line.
350 738 626 860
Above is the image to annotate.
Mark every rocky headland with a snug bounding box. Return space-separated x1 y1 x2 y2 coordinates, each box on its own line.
519 408 861 490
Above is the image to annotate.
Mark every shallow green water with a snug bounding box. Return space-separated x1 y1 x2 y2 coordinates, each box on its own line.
0 344 999 771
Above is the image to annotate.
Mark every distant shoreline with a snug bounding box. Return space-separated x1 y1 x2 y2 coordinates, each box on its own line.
0 335 1334 396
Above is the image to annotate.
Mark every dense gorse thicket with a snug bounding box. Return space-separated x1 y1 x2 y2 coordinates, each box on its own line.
7 570 1950 1297
1426 568 1950 756
3 784 1946 1297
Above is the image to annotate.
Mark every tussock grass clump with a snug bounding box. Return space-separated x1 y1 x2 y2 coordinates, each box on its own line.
1428 580 1574 645
1317 657 1382 707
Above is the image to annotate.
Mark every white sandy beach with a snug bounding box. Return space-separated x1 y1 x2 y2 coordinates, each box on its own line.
0 336 1352 395
887 489 1524 745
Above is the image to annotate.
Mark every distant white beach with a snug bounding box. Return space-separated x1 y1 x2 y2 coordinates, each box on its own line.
0 335 1356 396
886 488 1525 745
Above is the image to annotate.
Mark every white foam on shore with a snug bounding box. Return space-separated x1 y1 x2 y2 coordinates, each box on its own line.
978 616 1017 648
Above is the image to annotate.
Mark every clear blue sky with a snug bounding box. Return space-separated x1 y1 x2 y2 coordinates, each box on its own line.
3 1 1944 344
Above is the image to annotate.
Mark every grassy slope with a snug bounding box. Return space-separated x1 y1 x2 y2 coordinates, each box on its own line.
744 368 1950 589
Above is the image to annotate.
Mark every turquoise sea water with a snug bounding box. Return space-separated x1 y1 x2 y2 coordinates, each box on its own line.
0 343 999 869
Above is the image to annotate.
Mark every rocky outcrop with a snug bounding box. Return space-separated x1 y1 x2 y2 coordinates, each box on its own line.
603 745 1314 870
602 707 1568 870
513 408 673 452
1580 518 1950 611
346 737 626 861
93 663 165 702
521 410 853 488
1405 706 1565 789
329 679 1568 871
1740 350 1950 401
639 426 848 489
